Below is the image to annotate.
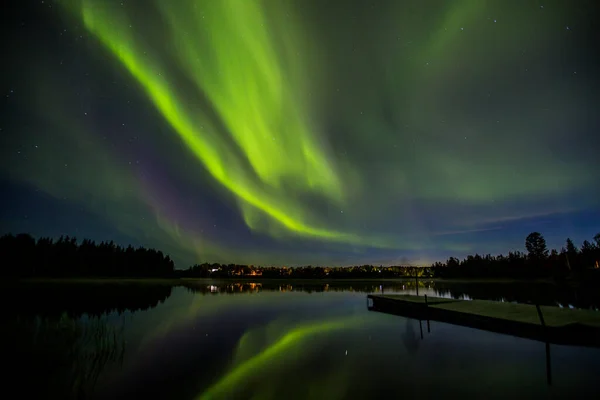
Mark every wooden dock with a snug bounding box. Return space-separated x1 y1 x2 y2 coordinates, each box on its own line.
367 294 600 348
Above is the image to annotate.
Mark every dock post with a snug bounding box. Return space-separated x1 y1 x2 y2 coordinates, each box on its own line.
545 341 552 386
535 304 546 327
419 319 423 340
415 271 419 296
424 295 430 333
536 304 552 386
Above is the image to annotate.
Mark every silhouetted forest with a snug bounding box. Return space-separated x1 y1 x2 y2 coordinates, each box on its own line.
180 263 429 279
431 232 600 281
182 232 600 281
0 233 174 278
3 231 599 282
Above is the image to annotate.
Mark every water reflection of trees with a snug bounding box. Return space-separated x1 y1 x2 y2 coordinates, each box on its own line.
5 282 173 317
5 283 160 398
4 283 169 399
8 314 125 399
181 281 600 309
181 282 414 295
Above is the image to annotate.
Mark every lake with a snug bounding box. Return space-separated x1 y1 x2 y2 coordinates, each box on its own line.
6 280 600 399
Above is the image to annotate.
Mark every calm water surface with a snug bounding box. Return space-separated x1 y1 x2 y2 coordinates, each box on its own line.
7 281 600 399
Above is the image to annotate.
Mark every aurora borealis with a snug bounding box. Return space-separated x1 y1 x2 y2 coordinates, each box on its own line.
1 0 599 267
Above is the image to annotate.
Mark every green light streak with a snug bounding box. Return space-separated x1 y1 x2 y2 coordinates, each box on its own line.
75 0 373 245
22 0 593 264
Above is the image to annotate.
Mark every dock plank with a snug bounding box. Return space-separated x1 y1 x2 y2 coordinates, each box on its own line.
430 299 600 327
377 294 461 305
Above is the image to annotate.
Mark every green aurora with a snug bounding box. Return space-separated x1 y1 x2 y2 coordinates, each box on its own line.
1 0 598 266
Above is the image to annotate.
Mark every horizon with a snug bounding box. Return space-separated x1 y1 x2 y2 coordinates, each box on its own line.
3 230 598 271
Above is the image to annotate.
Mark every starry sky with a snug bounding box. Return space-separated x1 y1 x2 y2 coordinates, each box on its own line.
1 0 599 268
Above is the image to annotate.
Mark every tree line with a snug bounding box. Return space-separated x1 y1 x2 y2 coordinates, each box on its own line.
0 233 175 278
3 231 599 281
179 263 429 279
431 232 600 280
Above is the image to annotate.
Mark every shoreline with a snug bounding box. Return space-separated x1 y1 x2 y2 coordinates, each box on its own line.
8 277 557 285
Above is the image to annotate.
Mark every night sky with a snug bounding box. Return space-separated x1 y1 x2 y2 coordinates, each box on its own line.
1 0 599 268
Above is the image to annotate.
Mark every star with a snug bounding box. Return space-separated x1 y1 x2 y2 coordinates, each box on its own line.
1 0 597 269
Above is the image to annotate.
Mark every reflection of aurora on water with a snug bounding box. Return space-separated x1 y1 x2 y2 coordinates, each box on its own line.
197 316 369 400
105 288 387 400
9 284 600 399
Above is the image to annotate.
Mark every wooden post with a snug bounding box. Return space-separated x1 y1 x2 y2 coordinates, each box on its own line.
415 269 419 296
535 304 546 326
419 319 423 340
536 304 552 386
545 341 552 386
425 295 430 333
